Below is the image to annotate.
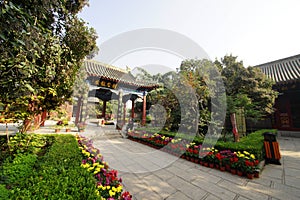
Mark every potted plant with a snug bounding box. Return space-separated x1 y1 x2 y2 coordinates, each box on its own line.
65 124 75 132
54 120 64 133
230 156 239 174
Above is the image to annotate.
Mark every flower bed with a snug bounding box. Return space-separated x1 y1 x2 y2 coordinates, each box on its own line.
0 134 132 199
128 130 262 179
76 134 132 200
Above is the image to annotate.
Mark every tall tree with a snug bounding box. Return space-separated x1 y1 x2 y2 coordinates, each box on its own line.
143 59 223 136
0 0 98 132
216 55 277 141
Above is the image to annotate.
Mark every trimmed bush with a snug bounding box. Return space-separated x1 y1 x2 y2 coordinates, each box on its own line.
3 134 100 200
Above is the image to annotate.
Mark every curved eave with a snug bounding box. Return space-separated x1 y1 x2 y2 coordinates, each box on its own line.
87 73 158 90
256 54 300 85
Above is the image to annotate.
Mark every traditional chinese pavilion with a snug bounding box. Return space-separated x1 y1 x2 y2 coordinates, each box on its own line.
75 60 158 129
257 54 300 135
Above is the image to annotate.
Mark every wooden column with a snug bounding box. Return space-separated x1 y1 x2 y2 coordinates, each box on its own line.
142 92 147 126
123 103 126 126
116 90 123 129
131 99 135 119
75 97 82 124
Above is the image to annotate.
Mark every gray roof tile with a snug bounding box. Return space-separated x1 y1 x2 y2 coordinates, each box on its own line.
256 54 300 85
84 60 158 89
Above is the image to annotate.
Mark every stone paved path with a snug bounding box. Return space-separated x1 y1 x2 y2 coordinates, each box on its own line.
83 127 300 200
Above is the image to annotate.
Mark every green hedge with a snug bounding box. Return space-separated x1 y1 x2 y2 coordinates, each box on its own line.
0 184 9 200
2 153 37 185
134 128 276 160
2 134 100 200
214 129 277 160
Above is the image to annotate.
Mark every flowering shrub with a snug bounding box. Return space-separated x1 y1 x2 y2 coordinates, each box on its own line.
217 150 234 166
236 151 259 173
76 134 132 200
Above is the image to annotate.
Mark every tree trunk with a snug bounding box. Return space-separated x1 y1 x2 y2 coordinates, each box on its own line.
21 119 32 133
230 113 240 142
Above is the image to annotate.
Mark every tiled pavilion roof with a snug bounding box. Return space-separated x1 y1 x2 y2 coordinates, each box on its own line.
84 60 158 89
256 54 300 85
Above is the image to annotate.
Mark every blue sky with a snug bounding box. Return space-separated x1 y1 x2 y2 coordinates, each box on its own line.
79 0 300 70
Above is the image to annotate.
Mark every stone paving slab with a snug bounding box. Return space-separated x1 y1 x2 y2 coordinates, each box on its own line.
86 133 300 200
165 191 192 200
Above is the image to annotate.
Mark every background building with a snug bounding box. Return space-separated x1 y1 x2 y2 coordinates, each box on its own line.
257 54 300 136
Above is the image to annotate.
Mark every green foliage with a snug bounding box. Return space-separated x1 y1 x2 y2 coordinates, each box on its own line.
8 133 52 156
2 154 37 185
143 59 221 134
0 184 9 200
0 0 98 132
1 135 100 200
216 55 278 123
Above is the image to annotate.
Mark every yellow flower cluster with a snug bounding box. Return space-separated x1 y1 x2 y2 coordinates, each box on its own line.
236 151 255 160
211 147 218 153
186 142 196 148
171 138 182 143
92 148 98 153
93 163 105 174
81 163 90 168
97 185 123 197
151 133 159 137
81 162 105 174
82 149 90 157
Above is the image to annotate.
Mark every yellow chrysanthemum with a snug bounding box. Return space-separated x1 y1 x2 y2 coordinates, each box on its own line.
80 163 90 168
112 186 117 192
250 154 255 159
93 163 99 167
97 185 104 189
87 167 95 172
117 185 123 193
109 190 116 197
